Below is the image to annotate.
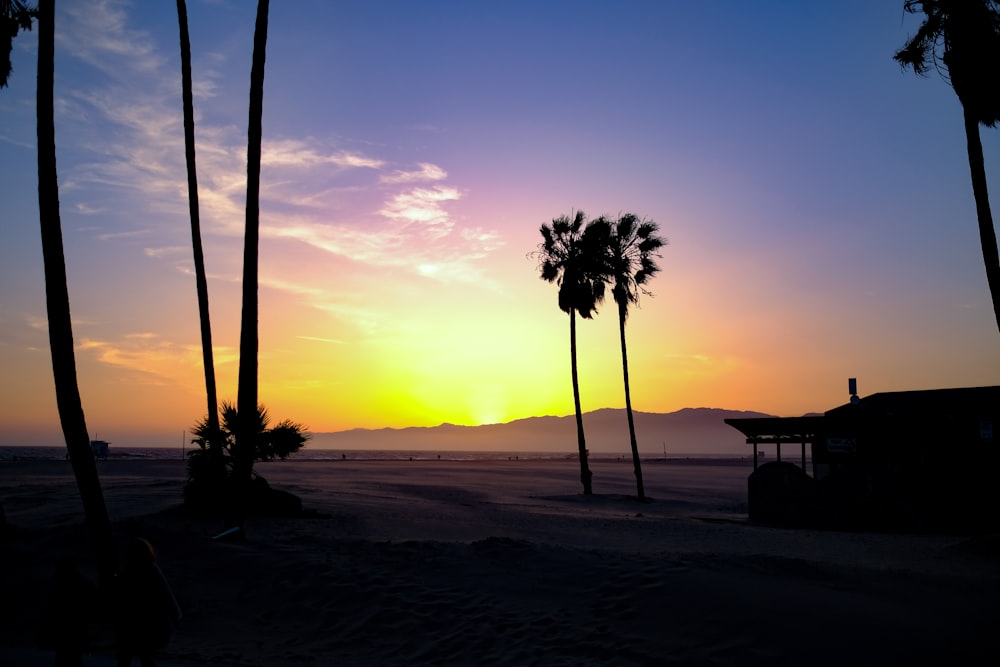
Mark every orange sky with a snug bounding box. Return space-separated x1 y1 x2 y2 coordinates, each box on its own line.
1 2 998 446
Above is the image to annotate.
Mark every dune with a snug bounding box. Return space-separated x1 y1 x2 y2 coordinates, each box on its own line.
1 457 997 665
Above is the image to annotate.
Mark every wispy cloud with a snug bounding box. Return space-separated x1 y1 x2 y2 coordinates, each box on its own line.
380 162 447 184
78 336 199 386
78 333 238 386
97 229 153 242
297 336 347 345
74 203 106 215
61 1 164 79
662 353 743 377
259 275 328 299
52 2 506 308
144 246 188 259
25 315 102 332
379 186 461 238
261 139 384 170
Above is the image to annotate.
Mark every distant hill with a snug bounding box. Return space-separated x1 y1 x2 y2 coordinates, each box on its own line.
309 407 775 455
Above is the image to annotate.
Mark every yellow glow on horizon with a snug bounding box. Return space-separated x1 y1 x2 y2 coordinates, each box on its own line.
14 211 989 446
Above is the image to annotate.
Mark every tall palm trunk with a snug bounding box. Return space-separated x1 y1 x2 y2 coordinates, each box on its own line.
962 106 1000 333
569 309 592 494
176 0 219 437
36 0 116 582
618 300 645 501
233 0 269 531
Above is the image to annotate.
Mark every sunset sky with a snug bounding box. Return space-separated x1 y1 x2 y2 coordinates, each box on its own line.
1 0 998 446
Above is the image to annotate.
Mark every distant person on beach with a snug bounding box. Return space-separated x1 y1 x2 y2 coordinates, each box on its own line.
114 537 181 667
38 557 97 667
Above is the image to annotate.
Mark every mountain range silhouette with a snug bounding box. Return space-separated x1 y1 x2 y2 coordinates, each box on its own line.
309 407 776 455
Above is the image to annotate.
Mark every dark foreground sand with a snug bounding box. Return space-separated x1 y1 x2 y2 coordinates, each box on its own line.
1 457 997 666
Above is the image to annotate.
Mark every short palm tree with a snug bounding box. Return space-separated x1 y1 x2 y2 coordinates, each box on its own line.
219 401 308 462
176 0 221 444
1 0 36 88
602 213 665 502
895 0 1000 334
35 0 116 582
537 211 610 495
186 401 309 511
267 419 310 460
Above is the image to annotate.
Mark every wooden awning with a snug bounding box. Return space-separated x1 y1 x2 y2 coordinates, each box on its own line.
724 416 827 444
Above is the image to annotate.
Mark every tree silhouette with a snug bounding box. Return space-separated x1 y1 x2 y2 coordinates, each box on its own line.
267 419 310 460
600 213 665 502
35 0 116 582
186 401 310 512
1 0 36 88
190 402 309 462
536 211 610 495
216 402 309 461
895 0 1000 334
233 0 269 532
176 0 221 446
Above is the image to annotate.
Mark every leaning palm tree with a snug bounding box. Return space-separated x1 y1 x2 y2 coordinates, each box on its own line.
35 0 116 582
1 0 36 88
176 0 220 443
536 212 610 495
895 0 1000 334
602 213 665 502
233 0 270 532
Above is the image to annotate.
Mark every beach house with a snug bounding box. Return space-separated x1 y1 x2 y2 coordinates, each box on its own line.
725 385 1000 531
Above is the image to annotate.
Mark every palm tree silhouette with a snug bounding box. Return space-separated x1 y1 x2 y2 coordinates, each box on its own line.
1 0 36 88
233 0 270 532
35 0 116 582
601 213 665 502
194 402 309 461
186 401 309 510
895 0 1000 334
176 0 221 444
537 211 610 495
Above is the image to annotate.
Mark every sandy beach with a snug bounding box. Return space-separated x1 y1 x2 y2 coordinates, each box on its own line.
1 456 997 666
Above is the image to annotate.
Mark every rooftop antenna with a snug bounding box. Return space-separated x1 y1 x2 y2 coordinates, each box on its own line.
849 377 859 405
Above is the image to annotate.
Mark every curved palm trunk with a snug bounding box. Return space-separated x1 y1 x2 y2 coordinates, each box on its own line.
962 107 1000 334
36 0 116 582
570 309 592 494
233 0 269 532
176 0 219 436
618 300 645 501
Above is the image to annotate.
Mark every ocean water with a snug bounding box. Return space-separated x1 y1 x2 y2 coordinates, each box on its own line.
0 445 581 463
0 445 749 464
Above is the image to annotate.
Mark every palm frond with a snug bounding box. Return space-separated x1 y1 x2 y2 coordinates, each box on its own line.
895 0 1000 125
536 210 612 317
606 213 666 315
1 0 37 88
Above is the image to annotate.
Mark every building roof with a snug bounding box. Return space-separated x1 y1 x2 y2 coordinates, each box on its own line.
825 386 1000 419
725 386 1000 444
